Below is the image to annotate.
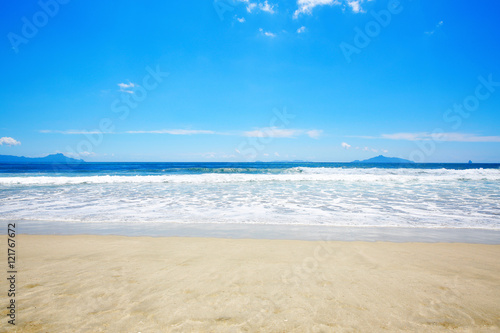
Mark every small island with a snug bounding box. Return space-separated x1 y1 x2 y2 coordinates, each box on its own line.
352 155 414 164
0 153 84 164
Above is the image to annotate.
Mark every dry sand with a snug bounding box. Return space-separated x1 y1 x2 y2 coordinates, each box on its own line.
1 234 499 332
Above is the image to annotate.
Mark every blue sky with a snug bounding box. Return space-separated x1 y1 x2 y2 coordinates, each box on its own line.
1 0 500 162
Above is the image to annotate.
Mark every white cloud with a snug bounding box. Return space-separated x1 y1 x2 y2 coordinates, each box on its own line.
117 82 136 94
297 26 306 34
259 28 276 37
236 17 246 23
347 0 363 13
40 127 326 139
0 137 21 146
425 20 444 35
381 132 500 142
186 151 236 160
244 127 323 138
259 0 275 13
294 0 337 18
246 2 257 12
341 142 351 149
63 151 95 158
40 130 108 135
274 152 280 157
307 129 323 139
239 0 276 13
126 129 216 135
244 127 300 138
202 152 216 159
350 132 500 143
342 142 384 152
41 129 214 135
293 0 370 18
381 133 423 141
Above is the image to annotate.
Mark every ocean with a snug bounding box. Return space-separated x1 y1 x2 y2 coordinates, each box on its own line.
1 162 499 231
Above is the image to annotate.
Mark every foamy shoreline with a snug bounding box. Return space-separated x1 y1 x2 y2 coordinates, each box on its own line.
2 166 499 228
1 234 499 332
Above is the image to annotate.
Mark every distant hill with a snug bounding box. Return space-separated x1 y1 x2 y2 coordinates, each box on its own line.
352 155 414 164
0 153 84 164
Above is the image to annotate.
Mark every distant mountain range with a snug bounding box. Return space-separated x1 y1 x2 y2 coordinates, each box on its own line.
0 153 84 164
0 154 414 164
352 155 414 164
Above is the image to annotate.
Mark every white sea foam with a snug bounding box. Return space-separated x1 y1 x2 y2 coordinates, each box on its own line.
0 167 499 229
0 167 499 185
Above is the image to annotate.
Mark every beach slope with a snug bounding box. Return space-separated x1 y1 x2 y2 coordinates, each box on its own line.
1 235 499 332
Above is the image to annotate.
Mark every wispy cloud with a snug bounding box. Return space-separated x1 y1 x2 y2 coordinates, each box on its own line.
125 129 216 135
64 151 96 158
259 28 276 37
239 0 276 14
183 151 237 159
0 137 21 146
40 127 325 138
347 0 363 13
39 130 110 135
244 127 323 138
236 16 246 23
117 81 136 94
425 20 443 35
294 0 337 18
246 2 257 12
343 141 388 153
306 129 323 139
39 129 214 135
244 127 300 138
238 0 363 18
359 132 500 142
297 26 306 34
294 0 367 18
259 0 275 13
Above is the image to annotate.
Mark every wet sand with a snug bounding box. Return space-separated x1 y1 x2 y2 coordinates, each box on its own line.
1 234 499 332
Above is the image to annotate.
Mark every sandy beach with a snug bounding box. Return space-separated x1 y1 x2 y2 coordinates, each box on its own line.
1 234 500 332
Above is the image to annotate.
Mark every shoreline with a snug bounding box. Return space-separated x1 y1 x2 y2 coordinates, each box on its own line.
3 220 500 244
1 234 499 332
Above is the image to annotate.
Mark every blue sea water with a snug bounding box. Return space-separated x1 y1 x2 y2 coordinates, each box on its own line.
0 162 499 229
